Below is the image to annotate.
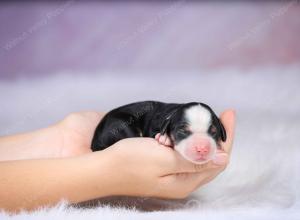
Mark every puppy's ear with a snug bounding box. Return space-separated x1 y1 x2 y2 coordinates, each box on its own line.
200 103 227 142
215 117 227 142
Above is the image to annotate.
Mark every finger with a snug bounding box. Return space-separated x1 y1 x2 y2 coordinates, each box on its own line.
194 167 224 189
186 166 225 190
160 168 223 197
212 152 229 166
219 110 236 154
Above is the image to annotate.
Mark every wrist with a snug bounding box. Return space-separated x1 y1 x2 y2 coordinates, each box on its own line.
73 149 121 201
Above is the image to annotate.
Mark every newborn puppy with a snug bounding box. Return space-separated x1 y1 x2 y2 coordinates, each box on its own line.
91 101 226 164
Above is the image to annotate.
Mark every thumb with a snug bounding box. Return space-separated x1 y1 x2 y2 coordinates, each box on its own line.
212 152 229 166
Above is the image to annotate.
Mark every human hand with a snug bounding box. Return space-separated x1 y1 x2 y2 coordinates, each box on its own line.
0 109 235 213
99 110 236 199
0 111 105 161
53 112 105 157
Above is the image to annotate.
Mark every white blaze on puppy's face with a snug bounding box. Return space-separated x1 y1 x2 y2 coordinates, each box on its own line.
186 105 211 133
174 104 217 164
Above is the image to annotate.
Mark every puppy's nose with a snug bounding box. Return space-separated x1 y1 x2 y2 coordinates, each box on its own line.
195 144 210 157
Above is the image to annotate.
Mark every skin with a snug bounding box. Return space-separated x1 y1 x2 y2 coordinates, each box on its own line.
0 110 235 213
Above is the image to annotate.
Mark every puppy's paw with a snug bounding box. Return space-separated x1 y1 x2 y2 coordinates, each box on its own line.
155 133 172 147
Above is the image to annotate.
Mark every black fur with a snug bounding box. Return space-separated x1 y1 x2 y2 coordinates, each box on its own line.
91 101 226 151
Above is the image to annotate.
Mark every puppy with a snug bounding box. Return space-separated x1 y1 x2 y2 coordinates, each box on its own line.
91 101 226 164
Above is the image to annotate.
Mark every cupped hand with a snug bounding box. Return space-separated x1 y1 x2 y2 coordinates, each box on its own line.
100 110 236 199
0 112 105 161
0 109 235 212
54 112 105 157
55 110 235 199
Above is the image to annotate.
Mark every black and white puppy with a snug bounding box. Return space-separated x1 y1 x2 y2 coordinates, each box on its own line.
91 101 226 164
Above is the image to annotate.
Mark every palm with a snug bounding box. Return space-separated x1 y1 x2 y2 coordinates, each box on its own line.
57 112 104 157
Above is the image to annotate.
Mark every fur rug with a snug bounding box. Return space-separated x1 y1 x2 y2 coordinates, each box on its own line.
0 67 299 219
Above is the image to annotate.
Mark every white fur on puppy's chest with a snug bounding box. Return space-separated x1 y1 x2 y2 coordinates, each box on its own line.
185 105 211 133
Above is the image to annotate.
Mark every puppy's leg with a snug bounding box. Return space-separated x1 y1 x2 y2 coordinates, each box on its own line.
155 133 172 147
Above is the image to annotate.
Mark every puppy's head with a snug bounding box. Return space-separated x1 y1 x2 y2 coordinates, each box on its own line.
160 103 226 164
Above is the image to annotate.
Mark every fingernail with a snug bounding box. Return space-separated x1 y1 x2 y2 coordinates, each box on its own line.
213 153 228 165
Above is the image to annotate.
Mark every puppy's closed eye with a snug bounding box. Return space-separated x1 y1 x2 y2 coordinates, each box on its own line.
174 125 191 142
209 125 217 135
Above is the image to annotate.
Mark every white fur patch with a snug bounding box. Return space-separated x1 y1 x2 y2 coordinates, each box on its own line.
185 104 211 133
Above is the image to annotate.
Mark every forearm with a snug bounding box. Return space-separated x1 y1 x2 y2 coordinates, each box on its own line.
0 151 115 213
0 126 62 161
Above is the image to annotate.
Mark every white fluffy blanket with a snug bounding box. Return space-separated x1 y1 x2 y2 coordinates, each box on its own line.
0 67 299 219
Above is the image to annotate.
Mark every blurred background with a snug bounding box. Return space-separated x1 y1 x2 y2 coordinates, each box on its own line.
0 0 300 213
1 1 300 77
0 0 299 134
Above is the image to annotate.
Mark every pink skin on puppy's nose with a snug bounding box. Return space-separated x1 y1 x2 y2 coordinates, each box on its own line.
185 138 212 161
195 145 210 157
